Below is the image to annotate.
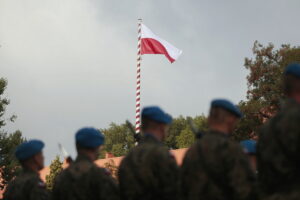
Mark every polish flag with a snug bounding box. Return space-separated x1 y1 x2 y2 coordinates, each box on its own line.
140 24 182 63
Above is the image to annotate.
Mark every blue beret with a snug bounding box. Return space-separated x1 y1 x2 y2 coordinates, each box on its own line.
75 127 105 148
211 99 243 118
240 140 256 154
284 63 300 78
15 140 44 161
142 106 172 124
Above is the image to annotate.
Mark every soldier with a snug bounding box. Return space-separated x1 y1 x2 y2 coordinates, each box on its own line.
283 63 300 104
181 99 257 200
3 139 49 200
257 105 300 200
139 106 172 144
257 63 300 199
118 106 179 200
52 127 119 200
240 140 257 173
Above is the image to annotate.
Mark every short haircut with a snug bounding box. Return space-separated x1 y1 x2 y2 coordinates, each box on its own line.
19 154 37 167
75 142 98 151
208 107 235 124
283 74 300 95
141 117 164 132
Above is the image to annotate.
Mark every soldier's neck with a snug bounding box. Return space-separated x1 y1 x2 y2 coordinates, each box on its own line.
209 125 230 135
23 165 40 174
77 152 96 162
144 131 163 142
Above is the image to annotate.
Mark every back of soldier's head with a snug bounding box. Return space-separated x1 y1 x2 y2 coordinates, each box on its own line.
141 106 172 131
118 144 179 200
283 63 300 102
75 127 104 160
141 116 163 132
15 140 45 171
208 107 233 124
207 99 242 134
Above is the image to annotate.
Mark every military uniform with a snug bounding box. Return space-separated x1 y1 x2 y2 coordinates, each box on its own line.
52 154 119 200
257 100 300 199
52 127 119 200
118 141 179 200
181 130 257 200
3 169 49 200
3 140 49 200
118 106 179 200
139 133 161 145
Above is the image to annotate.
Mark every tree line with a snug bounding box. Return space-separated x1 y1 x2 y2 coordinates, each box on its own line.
2 41 300 190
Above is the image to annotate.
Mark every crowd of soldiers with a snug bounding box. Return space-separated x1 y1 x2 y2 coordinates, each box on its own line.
3 63 300 200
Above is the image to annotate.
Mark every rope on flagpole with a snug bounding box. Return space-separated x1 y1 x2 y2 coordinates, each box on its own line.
135 19 142 135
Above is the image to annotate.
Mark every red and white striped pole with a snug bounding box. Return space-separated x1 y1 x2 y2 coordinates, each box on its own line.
135 19 142 135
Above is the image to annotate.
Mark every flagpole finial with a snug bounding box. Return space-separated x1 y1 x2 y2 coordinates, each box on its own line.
138 18 142 23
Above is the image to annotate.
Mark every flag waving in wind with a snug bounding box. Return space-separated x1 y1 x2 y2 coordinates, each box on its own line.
140 24 182 63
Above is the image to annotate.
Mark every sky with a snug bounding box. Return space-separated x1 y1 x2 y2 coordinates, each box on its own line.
1 0 300 164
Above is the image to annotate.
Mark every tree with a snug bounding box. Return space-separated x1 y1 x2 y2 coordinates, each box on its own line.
0 78 9 128
0 78 16 129
0 130 25 189
100 123 135 158
0 78 24 189
45 156 63 190
99 115 208 157
175 115 208 148
176 127 194 148
165 116 188 149
234 41 300 140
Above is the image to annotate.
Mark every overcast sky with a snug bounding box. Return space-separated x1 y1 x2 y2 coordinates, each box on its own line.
1 0 300 164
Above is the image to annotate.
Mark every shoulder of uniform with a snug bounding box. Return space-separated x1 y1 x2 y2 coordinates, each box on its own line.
14 171 38 182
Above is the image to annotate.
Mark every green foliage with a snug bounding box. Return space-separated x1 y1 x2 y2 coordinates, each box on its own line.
99 115 208 157
46 156 63 190
0 78 24 189
176 127 194 148
174 115 208 148
100 123 135 158
0 78 13 128
0 130 25 189
234 41 300 140
165 116 188 149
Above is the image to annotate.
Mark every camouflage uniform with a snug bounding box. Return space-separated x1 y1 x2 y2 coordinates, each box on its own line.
139 133 162 145
118 133 180 200
52 154 119 200
257 99 300 200
181 130 257 200
3 169 49 200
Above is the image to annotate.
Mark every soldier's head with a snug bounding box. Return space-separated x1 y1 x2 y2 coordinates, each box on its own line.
240 140 257 172
208 99 242 134
283 63 300 103
141 106 172 142
75 127 105 161
15 139 45 172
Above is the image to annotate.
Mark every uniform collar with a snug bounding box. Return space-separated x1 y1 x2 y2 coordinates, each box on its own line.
140 133 161 144
75 154 93 163
23 168 39 176
208 129 229 138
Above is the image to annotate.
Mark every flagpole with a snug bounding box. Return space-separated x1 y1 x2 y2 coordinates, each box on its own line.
135 19 142 136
